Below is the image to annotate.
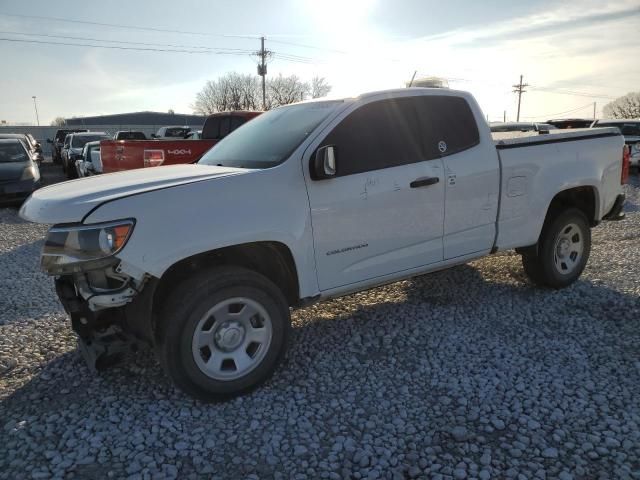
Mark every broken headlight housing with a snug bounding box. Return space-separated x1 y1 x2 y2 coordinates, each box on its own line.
42 219 135 274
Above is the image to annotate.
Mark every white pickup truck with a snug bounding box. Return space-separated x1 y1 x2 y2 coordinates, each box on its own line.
20 88 628 400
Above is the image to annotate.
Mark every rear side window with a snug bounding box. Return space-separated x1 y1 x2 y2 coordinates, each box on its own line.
219 117 231 138
230 116 247 131
319 95 479 177
163 128 190 138
413 96 479 158
116 131 146 140
202 118 220 140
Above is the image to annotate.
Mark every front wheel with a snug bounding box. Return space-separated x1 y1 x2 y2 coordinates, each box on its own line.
521 208 591 289
156 266 291 401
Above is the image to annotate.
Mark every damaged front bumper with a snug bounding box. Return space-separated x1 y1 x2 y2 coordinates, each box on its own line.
54 264 158 371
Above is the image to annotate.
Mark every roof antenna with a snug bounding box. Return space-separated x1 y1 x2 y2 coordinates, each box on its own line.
408 70 417 87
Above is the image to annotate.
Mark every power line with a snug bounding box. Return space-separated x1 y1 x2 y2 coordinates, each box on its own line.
0 30 254 53
0 37 252 55
529 85 617 100
0 12 258 39
272 53 322 65
267 38 349 55
521 102 595 120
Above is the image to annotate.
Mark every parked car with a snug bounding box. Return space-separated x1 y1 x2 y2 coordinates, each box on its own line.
546 118 593 129
114 131 147 141
490 122 557 134
100 111 261 173
25 134 45 165
47 129 88 164
0 133 43 166
591 119 640 170
151 126 191 139
185 130 202 140
61 132 110 178
75 141 102 177
20 88 627 400
0 139 41 205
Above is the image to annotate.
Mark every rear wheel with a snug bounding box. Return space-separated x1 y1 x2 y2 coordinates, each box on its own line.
156 266 291 401
521 208 591 288
65 159 78 179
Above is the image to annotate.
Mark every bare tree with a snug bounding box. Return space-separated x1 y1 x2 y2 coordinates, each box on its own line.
603 92 640 119
193 72 332 113
311 76 332 99
50 117 66 126
267 74 310 108
193 73 261 114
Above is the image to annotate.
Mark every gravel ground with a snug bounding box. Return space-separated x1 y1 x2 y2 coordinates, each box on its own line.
1 168 639 480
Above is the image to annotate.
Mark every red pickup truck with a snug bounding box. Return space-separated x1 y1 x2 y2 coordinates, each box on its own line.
100 111 261 173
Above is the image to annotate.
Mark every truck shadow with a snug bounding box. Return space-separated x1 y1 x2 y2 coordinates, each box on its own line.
2 256 639 405
1 253 639 478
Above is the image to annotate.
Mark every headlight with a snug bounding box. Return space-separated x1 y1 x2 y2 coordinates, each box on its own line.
20 165 36 181
42 219 135 273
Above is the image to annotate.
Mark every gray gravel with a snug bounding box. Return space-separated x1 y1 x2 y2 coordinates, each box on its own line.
1 169 639 479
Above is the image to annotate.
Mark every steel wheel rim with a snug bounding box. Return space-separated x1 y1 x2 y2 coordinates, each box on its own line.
553 222 584 275
191 297 273 381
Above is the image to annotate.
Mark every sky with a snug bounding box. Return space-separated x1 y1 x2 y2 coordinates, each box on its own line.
0 0 638 124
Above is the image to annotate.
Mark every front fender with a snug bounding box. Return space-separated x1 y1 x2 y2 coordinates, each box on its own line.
84 164 320 299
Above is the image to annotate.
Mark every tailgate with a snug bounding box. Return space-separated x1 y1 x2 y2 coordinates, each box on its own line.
100 140 217 173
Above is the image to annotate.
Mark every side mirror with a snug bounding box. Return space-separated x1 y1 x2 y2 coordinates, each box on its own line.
311 145 337 180
150 134 158 139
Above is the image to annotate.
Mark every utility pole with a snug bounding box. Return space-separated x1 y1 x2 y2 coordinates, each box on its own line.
503 110 506 122
31 96 40 126
256 37 271 111
593 102 596 119
512 75 529 122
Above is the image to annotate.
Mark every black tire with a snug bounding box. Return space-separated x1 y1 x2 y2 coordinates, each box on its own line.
521 207 591 289
65 159 77 179
156 266 291 401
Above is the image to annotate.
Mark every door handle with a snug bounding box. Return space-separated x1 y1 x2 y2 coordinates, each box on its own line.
410 177 440 188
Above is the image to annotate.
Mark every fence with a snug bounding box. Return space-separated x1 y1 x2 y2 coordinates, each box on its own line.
0 124 204 158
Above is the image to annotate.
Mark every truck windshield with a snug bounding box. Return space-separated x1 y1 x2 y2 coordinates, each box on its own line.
0 142 29 163
199 100 343 169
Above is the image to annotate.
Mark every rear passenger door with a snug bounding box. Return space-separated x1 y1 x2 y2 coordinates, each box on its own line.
305 96 446 291
414 96 500 259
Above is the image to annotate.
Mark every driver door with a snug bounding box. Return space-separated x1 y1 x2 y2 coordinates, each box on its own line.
304 96 446 291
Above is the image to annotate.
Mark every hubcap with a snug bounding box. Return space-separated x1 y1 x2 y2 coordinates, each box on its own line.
191 297 273 381
214 321 246 351
553 223 584 275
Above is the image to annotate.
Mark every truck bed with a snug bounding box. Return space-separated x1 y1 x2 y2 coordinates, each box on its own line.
492 127 619 146
493 127 624 251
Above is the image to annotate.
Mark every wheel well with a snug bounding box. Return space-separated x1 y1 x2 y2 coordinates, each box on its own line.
152 242 300 316
547 187 597 226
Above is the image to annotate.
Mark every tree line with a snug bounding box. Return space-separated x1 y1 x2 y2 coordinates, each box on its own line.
192 72 332 114
603 92 640 119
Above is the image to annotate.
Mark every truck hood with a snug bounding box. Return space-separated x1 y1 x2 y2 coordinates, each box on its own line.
19 164 246 224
